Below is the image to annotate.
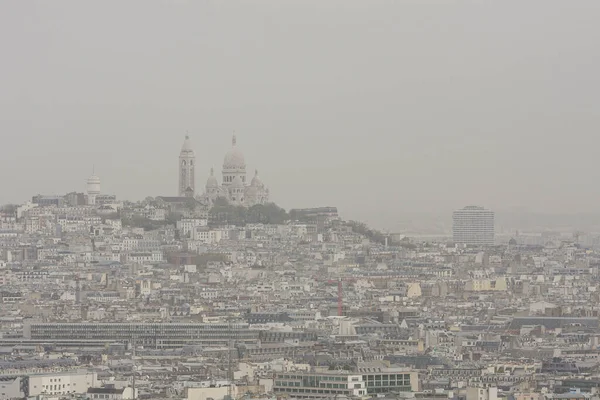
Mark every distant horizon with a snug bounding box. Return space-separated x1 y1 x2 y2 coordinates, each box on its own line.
2 1 600 229
7 187 600 233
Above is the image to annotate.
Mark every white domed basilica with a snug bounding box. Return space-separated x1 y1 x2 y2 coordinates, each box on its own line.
178 135 269 207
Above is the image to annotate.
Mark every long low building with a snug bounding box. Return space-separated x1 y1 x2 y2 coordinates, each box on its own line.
273 368 418 398
24 323 260 349
507 317 599 331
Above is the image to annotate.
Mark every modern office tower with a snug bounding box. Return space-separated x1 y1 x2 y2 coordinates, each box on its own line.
86 173 101 205
452 206 495 246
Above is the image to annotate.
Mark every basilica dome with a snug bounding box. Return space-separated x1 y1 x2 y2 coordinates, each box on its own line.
250 170 264 188
223 135 246 169
206 168 218 188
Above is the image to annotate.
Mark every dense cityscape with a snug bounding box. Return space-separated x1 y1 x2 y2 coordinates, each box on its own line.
1 136 600 400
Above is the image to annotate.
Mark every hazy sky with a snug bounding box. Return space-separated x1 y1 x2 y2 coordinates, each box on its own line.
1 1 599 229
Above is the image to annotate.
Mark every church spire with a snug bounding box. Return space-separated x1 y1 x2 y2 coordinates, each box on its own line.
232 134 237 147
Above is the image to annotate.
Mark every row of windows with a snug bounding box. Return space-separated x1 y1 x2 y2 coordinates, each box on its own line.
43 384 74 390
276 381 351 390
37 335 258 342
278 375 347 382
275 376 411 388
370 387 411 394
33 323 248 328
273 388 353 395
366 381 410 387
223 175 246 183
363 374 411 381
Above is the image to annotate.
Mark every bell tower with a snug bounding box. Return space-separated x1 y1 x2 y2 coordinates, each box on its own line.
179 135 195 197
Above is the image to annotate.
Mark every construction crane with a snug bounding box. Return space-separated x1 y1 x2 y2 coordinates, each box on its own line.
74 273 81 304
90 225 97 252
326 278 356 317
132 336 137 400
337 280 342 316
227 320 235 400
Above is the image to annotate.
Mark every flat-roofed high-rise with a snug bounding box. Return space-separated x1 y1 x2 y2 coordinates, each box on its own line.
452 206 495 246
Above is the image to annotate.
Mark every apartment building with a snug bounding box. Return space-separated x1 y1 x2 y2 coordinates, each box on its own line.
0 371 97 399
452 206 495 246
29 371 98 397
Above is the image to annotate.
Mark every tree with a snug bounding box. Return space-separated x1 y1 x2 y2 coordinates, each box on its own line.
208 201 289 226
348 220 386 245
185 198 198 211
141 196 157 207
0 204 17 215
166 212 182 225
123 214 170 231
209 202 247 226
213 197 229 207
194 253 228 266
248 203 289 224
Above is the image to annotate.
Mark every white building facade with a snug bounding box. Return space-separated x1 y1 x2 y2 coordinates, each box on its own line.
177 135 270 207
28 371 98 397
179 135 196 197
452 206 495 246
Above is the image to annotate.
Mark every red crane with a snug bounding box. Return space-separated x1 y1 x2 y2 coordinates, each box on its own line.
337 279 343 317
326 278 356 317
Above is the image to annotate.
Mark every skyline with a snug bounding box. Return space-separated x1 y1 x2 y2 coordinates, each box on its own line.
2 1 600 230
3 129 600 232
3 3 600 400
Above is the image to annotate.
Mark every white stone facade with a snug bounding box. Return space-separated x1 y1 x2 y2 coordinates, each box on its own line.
178 135 270 207
179 135 196 197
